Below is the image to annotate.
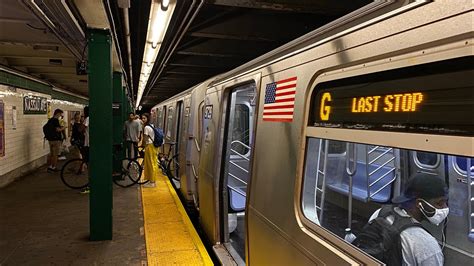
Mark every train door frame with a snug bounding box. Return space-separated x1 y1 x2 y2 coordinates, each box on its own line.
215 73 261 264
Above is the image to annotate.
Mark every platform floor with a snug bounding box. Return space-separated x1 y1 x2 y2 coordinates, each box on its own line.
141 173 212 265
0 163 147 265
1 158 212 265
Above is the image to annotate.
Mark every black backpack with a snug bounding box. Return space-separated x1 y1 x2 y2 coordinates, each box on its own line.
43 118 57 141
352 205 425 266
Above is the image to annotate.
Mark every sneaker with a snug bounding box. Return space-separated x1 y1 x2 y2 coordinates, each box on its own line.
142 182 156 188
47 167 59 172
80 187 90 194
58 156 67 161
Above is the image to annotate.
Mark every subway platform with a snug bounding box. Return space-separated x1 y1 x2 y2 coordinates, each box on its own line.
0 158 212 265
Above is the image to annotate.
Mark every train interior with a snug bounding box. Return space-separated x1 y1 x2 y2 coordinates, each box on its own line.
221 83 256 262
302 138 474 264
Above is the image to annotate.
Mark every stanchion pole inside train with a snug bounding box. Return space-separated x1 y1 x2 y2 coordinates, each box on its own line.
87 28 113 240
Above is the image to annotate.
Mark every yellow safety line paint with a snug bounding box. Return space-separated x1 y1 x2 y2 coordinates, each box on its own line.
141 172 213 265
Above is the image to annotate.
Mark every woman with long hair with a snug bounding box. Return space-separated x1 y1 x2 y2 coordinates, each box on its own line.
141 113 158 187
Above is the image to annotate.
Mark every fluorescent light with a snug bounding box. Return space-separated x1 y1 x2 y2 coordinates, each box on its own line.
135 0 176 108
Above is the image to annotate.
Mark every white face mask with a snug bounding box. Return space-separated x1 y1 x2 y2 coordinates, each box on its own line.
419 199 449 226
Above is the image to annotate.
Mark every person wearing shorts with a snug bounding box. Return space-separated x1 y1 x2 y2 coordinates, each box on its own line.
46 109 65 172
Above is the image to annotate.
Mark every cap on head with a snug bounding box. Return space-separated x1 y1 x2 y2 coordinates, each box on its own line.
392 173 448 204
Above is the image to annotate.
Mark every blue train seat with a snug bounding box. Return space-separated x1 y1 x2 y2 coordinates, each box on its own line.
228 187 246 212
326 163 394 203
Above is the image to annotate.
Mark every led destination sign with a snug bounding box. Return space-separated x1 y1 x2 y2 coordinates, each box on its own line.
311 60 474 136
319 92 424 121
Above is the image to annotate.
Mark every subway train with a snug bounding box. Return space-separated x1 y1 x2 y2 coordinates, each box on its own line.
149 1 473 265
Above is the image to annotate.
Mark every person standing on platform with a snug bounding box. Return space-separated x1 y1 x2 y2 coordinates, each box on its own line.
44 109 65 172
80 106 90 194
124 112 142 159
70 112 84 159
141 113 158 188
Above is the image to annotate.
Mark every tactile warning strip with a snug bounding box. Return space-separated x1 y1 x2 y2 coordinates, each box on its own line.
141 172 213 265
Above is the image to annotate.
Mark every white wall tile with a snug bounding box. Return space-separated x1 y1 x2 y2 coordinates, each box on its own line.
0 85 85 179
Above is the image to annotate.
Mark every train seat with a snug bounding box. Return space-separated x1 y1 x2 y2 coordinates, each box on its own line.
326 163 394 203
228 187 246 212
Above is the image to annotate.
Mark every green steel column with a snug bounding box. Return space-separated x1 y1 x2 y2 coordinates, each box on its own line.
87 29 113 240
112 72 123 173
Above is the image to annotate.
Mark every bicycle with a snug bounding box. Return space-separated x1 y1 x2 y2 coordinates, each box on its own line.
60 146 143 189
158 142 180 181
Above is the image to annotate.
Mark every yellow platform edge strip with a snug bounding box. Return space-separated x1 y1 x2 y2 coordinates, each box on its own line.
141 173 213 266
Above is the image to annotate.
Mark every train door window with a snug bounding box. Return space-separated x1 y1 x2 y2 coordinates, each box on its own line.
221 82 256 263
231 104 250 155
197 101 204 147
414 151 440 169
166 106 173 139
157 107 163 128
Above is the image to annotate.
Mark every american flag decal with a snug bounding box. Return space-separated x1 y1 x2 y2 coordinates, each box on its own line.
263 76 297 122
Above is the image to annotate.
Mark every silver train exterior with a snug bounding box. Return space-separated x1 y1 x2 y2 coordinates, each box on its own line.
150 1 474 265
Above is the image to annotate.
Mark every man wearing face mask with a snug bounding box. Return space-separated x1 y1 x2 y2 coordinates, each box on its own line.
367 173 449 265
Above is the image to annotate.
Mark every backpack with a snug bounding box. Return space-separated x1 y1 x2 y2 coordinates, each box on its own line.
352 205 425 266
43 118 57 141
147 124 164 147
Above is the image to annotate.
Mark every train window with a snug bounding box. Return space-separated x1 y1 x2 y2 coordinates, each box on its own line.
414 151 440 169
231 104 250 155
301 137 474 263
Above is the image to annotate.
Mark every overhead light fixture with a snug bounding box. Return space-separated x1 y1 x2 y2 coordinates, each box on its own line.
135 0 176 108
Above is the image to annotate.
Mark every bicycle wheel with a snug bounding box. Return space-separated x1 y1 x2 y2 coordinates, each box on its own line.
113 159 139 188
128 159 148 185
166 155 180 181
61 159 89 189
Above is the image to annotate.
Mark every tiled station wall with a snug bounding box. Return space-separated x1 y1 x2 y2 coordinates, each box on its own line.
0 84 84 187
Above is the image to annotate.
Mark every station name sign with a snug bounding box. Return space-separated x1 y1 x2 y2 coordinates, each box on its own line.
24 96 48 114
311 62 474 136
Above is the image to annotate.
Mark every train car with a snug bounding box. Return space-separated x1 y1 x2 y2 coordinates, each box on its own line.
150 1 473 264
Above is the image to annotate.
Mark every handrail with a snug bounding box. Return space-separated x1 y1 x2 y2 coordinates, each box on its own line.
369 148 393 164
228 185 246 197
230 161 249 174
231 140 251 150
228 172 247 185
191 163 198 180
370 174 397 198
230 149 250 161
369 168 395 187
368 146 380 154
369 157 395 176
194 137 201 152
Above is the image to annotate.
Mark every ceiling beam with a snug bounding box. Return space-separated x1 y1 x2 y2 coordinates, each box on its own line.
189 31 275 42
205 0 369 15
